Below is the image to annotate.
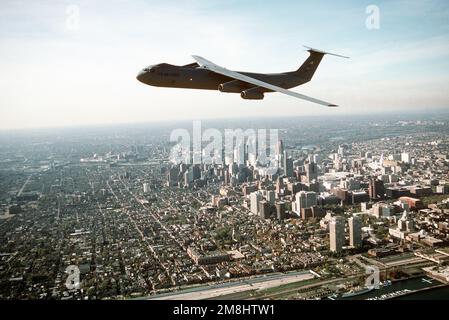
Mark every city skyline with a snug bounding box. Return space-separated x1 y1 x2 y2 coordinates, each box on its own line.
1 0 449 130
1 114 448 300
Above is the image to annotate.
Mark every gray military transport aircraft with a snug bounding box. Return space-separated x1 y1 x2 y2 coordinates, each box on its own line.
136 46 348 107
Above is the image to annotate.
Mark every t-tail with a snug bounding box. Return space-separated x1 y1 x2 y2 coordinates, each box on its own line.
295 46 349 82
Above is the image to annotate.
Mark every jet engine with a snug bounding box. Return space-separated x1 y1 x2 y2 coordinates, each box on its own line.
240 87 264 100
218 80 242 93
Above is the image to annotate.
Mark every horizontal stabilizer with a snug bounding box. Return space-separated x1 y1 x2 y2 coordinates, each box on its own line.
303 46 350 59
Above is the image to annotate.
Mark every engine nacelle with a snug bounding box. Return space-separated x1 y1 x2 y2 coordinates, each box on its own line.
218 80 242 93
241 88 264 100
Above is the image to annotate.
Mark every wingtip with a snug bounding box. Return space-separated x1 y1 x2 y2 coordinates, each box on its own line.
328 104 339 107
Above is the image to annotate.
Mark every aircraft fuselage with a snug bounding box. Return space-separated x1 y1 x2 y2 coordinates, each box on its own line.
136 63 309 93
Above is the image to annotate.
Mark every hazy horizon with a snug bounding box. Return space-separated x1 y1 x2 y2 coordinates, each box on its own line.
1 107 448 134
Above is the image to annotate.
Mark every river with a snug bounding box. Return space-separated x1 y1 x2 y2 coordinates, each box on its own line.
335 276 449 300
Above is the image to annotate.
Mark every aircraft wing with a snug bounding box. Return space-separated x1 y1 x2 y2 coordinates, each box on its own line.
192 55 338 107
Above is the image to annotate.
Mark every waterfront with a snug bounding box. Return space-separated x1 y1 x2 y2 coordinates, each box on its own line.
338 277 448 300
394 284 449 300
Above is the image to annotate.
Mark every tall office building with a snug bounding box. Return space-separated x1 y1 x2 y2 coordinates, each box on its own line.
259 200 271 219
276 140 285 170
295 191 317 213
266 190 275 204
234 142 246 166
348 216 362 248
330 216 345 253
143 183 149 194
184 169 194 186
192 165 201 180
338 145 345 157
276 139 284 157
179 163 188 174
223 169 230 185
250 191 262 215
275 177 285 196
368 178 385 200
401 152 410 164
288 182 302 196
283 151 294 178
275 201 286 220
305 162 318 183
230 162 239 176
167 167 180 186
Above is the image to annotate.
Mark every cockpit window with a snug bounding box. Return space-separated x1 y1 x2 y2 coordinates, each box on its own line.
143 64 163 73
143 65 155 72
143 65 158 73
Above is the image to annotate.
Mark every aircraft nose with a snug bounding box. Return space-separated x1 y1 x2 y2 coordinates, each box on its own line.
136 70 146 83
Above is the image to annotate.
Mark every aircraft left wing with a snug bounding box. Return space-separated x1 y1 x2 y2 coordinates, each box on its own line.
192 55 338 107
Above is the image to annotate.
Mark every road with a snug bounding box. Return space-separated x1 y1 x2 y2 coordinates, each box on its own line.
17 174 32 197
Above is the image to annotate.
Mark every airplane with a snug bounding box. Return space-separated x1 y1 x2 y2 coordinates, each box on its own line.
136 46 349 107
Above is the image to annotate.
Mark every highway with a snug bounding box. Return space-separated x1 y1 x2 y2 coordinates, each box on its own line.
17 174 32 197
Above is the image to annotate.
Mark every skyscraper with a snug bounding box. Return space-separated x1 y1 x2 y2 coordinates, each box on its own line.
330 216 345 253
401 152 410 164
295 191 317 213
250 191 262 215
266 190 275 204
259 200 271 219
167 166 180 187
192 165 201 180
184 169 194 187
283 151 294 177
368 177 385 200
276 139 285 170
305 162 318 183
234 142 246 166
275 176 284 196
348 216 362 248
230 162 239 176
275 201 286 220
276 139 284 157
338 145 345 157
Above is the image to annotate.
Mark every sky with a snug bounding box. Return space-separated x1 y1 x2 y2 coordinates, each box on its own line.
0 0 449 130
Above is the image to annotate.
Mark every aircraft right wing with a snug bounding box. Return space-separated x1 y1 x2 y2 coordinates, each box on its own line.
192 55 338 107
